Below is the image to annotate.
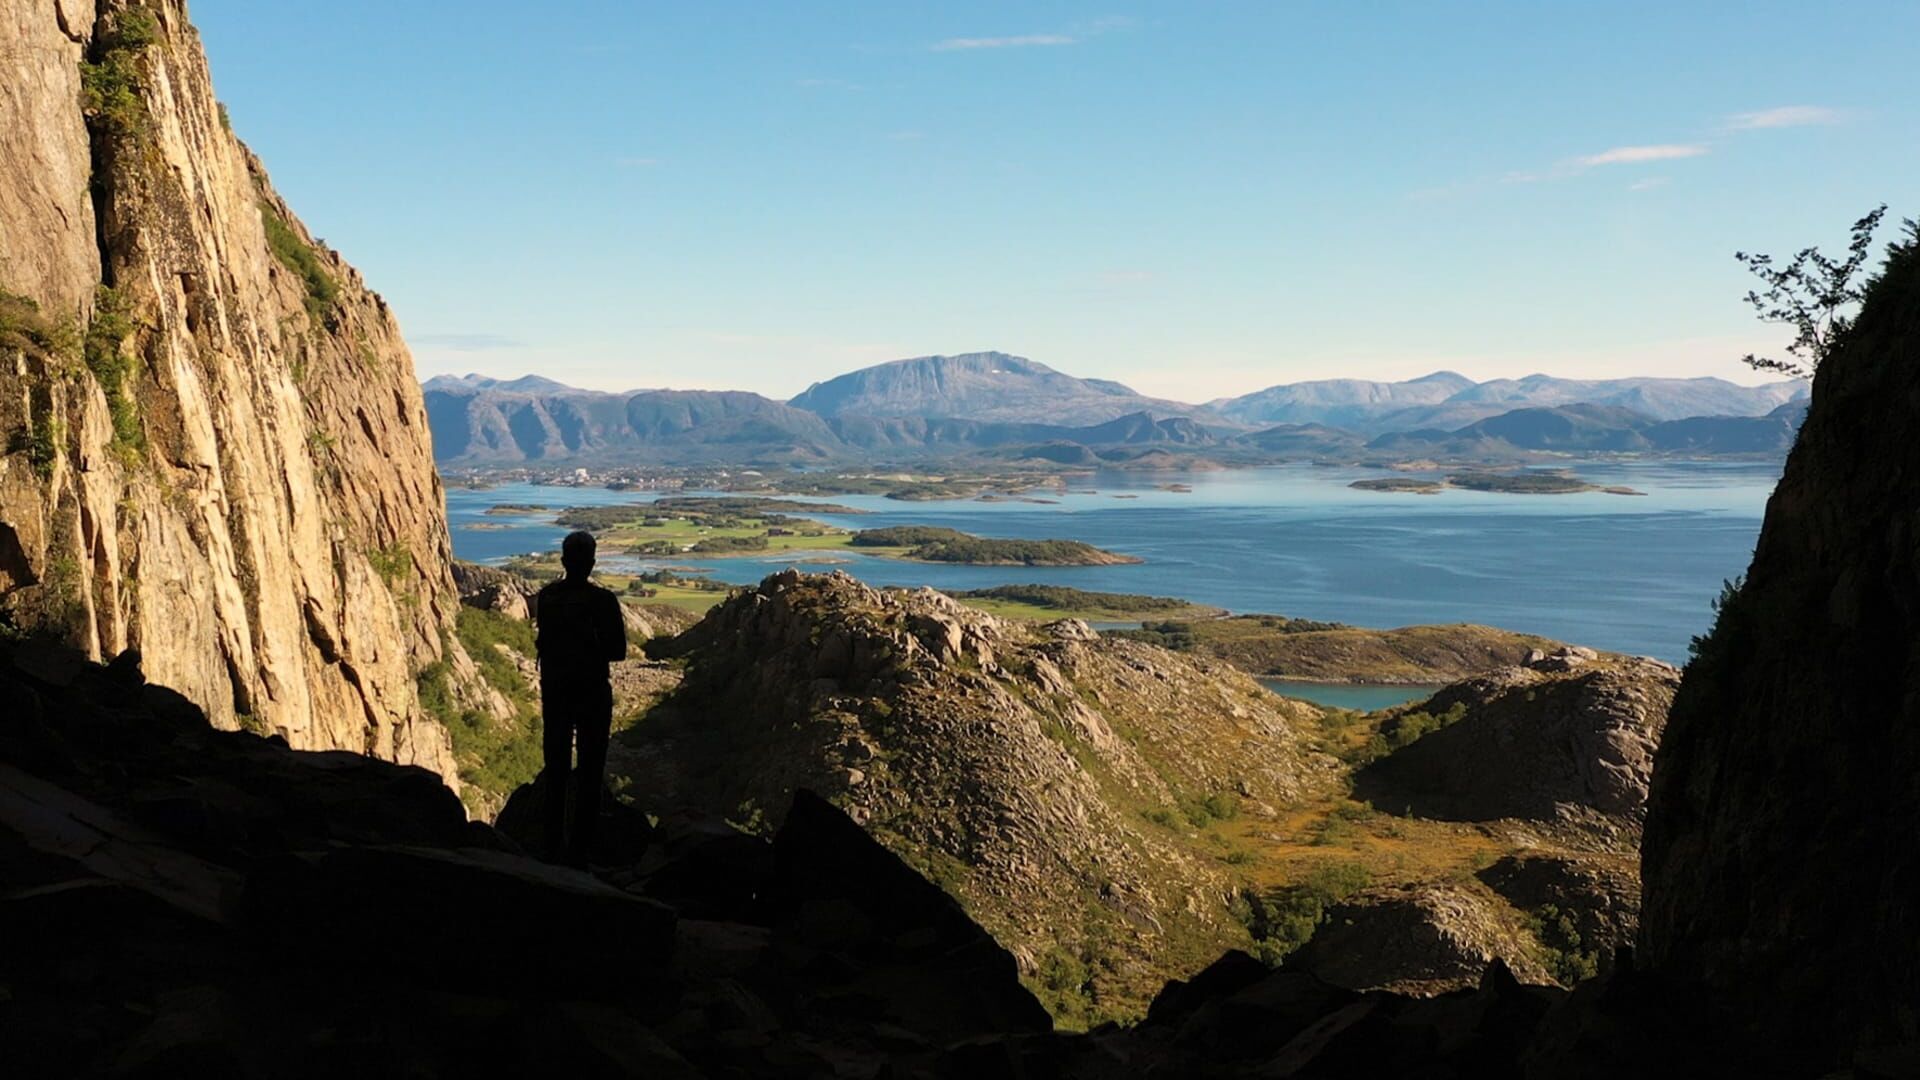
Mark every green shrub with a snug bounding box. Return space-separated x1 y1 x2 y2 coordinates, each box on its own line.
260 201 339 327
456 606 536 701
1527 903 1601 986
83 287 144 459
417 616 545 803
1344 701 1471 765
1142 807 1179 829
1238 862 1373 965
367 543 412 587
28 415 63 480
79 6 159 138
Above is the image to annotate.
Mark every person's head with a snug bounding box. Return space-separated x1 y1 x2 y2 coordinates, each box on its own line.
561 530 596 579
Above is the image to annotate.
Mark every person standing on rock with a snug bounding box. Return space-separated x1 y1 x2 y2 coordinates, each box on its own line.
533 530 627 867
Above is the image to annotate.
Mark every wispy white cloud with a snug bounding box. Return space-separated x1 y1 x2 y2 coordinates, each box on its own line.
1726 105 1845 130
1502 143 1707 184
1575 144 1708 167
1627 177 1670 192
616 155 660 169
933 17 1137 53
933 33 1076 51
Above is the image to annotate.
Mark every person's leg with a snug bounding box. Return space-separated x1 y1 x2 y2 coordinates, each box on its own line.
568 687 613 868
540 683 574 861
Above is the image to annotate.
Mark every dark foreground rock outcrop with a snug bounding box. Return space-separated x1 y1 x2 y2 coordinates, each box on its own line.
1639 223 1920 1071
0 635 1062 1076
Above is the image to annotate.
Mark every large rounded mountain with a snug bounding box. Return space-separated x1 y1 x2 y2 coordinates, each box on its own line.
788 351 1216 426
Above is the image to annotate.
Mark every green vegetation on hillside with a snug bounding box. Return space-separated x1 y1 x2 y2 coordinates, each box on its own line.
79 6 160 139
1235 861 1374 965
260 201 339 327
84 287 144 459
1112 615 1560 683
418 608 544 807
1344 701 1470 766
0 289 80 361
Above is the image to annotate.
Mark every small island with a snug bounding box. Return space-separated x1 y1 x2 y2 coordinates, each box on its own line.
1351 470 1645 496
1350 477 1444 494
948 584 1224 622
848 526 1140 566
541 497 1141 566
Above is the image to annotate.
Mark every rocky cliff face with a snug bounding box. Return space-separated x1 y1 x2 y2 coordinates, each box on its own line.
628 570 1337 1023
1639 224 1920 1068
0 0 467 779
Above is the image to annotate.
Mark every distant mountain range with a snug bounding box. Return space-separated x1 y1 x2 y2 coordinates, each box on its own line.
1210 371 1806 433
422 353 1808 466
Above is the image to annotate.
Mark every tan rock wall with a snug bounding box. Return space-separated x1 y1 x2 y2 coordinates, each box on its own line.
0 0 473 783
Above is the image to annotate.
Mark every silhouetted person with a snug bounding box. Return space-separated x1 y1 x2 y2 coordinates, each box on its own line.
534 530 626 867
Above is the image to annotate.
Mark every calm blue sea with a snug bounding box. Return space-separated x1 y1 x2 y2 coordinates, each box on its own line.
445 461 1780 663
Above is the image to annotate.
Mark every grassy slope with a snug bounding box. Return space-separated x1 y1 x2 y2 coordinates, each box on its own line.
1119 617 1566 683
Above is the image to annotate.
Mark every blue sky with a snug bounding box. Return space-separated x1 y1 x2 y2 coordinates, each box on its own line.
193 1 1919 401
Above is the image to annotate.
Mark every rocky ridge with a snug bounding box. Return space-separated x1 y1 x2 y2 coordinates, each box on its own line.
628 569 1338 1022
0 0 479 779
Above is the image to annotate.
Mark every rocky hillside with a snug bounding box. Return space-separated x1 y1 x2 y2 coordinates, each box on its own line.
1639 221 1920 1071
1356 652 1678 847
0 0 479 779
624 570 1338 1023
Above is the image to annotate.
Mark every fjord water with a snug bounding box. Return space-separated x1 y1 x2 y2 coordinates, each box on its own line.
1258 680 1441 711
446 461 1780 663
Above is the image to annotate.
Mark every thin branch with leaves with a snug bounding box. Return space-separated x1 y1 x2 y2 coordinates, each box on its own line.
1736 204 1887 378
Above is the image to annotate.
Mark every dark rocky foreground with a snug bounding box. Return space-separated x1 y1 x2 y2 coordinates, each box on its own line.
0 633 1885 1079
